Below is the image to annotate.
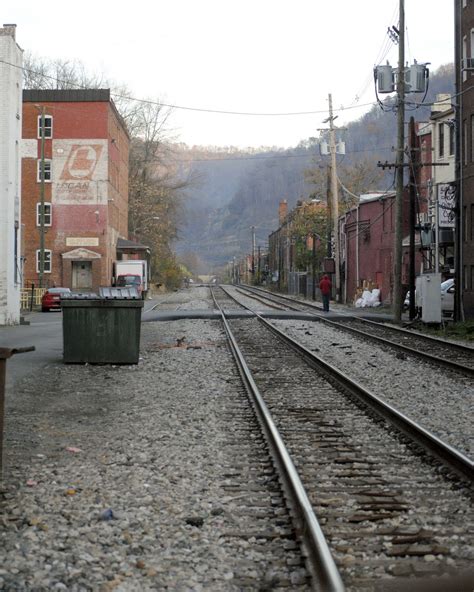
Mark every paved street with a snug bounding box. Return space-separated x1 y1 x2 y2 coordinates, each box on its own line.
0 300 161 390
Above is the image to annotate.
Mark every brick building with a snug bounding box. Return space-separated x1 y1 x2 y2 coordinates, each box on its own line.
21 89 129 291
268 199 328 296
340 192 407 305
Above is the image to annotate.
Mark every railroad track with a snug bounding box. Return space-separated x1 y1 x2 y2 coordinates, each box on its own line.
212 286 474 591
203 367 313 590
231 284 474 378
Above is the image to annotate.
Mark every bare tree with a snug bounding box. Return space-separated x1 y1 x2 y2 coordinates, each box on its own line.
22 52 196 288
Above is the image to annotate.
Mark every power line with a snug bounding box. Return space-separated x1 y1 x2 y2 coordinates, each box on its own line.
1 57 378 117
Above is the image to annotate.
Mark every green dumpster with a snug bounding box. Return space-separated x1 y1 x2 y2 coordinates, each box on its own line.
62 290 144 364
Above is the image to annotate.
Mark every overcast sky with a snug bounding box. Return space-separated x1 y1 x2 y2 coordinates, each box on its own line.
4 0 454 149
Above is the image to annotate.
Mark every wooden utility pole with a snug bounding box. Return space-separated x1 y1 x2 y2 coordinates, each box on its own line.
326 164 332 258
454 0 463 322
393 0 405 322
257 245 261 284
408 116 417 320
328 95 341 301
38 106 46 289
251 226 256 281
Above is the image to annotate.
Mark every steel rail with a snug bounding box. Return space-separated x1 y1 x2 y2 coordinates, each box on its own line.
239 283 474 352
219 285 474 482
313 316 474 378
235 285 474 378
210 288 345 592
340 314 474 353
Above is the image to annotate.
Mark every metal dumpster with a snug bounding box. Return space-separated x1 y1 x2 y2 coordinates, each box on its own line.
62 289 144 364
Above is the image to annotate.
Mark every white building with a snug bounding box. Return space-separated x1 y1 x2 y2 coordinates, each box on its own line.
0 25 22 325
429 94 456 275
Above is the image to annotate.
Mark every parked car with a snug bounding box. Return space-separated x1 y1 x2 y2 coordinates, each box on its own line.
403 278 454 316
41 287 71 312
440 278 455 317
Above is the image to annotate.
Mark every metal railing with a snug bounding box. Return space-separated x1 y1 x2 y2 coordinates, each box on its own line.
20 288 47 310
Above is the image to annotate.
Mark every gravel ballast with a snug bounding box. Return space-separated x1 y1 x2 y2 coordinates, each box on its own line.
2 286 472 591
272 318 474 458
1 290 309 591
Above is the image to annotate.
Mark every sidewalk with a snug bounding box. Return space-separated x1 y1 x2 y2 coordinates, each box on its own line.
0 299 163 390
0 311 63 390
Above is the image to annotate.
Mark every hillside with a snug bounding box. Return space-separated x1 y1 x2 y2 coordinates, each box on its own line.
174 64 454 269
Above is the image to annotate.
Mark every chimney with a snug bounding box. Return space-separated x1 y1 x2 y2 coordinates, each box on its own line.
278 200 288 225
1 24 17 40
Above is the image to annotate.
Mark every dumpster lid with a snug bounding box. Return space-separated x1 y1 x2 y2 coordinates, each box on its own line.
62 292 99 299
99 287 140 299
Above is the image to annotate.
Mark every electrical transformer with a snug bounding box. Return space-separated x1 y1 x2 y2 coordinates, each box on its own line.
406 63 428 93
320 140 329 155
375 64 395 93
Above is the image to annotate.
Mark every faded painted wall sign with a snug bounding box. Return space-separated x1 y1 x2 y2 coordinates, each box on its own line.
437 183 456 228
66 237 100 247
53 140 108 205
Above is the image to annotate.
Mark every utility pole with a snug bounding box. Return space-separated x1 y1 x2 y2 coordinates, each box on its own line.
326 164 332 258
312 233 316 300
251 226 256 281
257 246 261 284
393 0 405 322
38 106 46 289
408 116 417 320
328 94 341 301
454 0 463 322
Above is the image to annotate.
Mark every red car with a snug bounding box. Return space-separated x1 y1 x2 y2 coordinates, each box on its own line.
41 287 71 312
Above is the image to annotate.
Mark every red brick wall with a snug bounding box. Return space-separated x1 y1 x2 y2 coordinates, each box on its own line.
343 192 421 305
22 99 129 290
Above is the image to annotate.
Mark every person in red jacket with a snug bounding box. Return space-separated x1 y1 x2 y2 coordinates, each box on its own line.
319 274 332 312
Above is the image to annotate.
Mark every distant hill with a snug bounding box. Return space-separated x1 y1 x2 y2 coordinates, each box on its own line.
174 64 454 268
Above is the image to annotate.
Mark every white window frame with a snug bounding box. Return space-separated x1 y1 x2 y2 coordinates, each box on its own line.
37 114 53 139
449 123 455 156
463 36 468 81
36 249 52 273
37 159 52 183
438 123 445 159
36 202 52 227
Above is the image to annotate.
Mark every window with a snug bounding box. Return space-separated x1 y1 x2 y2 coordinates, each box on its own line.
36 202 52 227
449 124 455 156
464 119 468 165
37 159 52 182
471 204 474 240
463 36 467 81
37 115 53 139
36 249 52 273
471 116 474 162
464 206 468 242
439 123 444 158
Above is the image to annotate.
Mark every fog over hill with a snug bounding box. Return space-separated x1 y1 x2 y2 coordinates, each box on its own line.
174 65 454 270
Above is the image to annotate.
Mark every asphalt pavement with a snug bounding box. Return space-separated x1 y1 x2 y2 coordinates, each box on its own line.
0 295 396 392
0 300 161 391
